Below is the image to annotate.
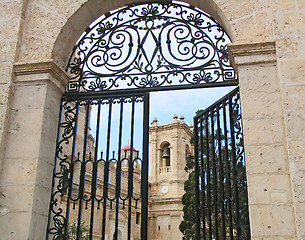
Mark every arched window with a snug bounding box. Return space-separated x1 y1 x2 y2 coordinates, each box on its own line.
160 142 171 174
113 229 123 240
185 144 191 160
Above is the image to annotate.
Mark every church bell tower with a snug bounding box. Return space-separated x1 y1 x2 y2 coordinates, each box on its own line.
148 115 193 240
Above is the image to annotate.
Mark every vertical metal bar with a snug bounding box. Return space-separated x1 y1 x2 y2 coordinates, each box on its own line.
102 99 113 240
205 113 212 240
114 98 124 239
199 117 206 240
64 100 80 239
46 99 64 240
128 97 136 240
141 93 149 240
228 95 240 239
222 100 234 239
210 109 219 240
89 101 102 239
193 117 201 240
216 104 226 239
77 101 91 239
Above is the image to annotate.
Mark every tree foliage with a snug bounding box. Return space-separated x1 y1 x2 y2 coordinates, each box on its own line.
179 155 197 239
179 115 250 240
68 220 89 240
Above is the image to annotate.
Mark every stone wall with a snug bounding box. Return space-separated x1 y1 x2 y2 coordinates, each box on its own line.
0 0 304 239
0 0 27 184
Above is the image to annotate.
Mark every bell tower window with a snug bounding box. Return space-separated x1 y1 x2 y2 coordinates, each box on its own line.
185 144 191 160
160 142 171 174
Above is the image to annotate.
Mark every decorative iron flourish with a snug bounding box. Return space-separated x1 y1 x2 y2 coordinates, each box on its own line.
230 91 250 239
48 101 77 238
231 91 244 165
66 2 237 93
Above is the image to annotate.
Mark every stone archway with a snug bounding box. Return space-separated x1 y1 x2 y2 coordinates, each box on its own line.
51 0 233 70
46 2 240 239
0 0 302 239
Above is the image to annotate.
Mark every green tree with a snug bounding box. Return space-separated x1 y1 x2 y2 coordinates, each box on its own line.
179 155 197 240
68 220 89 240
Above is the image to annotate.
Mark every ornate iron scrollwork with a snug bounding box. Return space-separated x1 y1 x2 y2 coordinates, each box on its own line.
66 2 237 93
48 101 77 238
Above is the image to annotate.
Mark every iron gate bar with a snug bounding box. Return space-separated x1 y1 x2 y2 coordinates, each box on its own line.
205 113 212 240
101 99 112 240
141 93 150 240
199 116 206 239
89 99 101 239
127 99 135 240
216 104 226 239
77 101 90 239
193 119 201 239
222 100 234 239
210 108 219 240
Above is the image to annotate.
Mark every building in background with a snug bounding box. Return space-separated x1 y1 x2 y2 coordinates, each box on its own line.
58 115 193 239
148 115 193 240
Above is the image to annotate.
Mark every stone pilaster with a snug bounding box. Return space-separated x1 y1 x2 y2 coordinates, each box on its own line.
0 61 68 239
278 51 305 240
228 42 297 239
0 0 28 186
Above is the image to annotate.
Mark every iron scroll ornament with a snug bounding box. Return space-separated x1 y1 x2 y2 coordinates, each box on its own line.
66 1 237 93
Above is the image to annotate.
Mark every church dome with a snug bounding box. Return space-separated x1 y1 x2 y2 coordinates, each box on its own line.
121 144 137 152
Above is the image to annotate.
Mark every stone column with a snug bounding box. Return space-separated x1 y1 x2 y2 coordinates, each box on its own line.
0 61 68 239
279 46 305 239
228 42 297 239
148 129 158 182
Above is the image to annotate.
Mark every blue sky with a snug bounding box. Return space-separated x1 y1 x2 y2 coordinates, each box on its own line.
150 86 235 126
89 86 235 156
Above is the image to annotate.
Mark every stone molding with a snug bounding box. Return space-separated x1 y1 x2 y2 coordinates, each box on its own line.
13 61 69 91
228 41 277 70
150 179 186 185
149 122 193 136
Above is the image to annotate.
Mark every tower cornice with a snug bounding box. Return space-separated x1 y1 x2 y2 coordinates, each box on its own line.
149 121 193 137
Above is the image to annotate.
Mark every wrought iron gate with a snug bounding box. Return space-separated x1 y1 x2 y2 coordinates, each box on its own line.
47 93 149 239
193 87 250 240
46 1 245 239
